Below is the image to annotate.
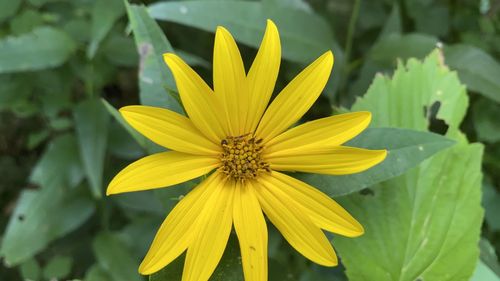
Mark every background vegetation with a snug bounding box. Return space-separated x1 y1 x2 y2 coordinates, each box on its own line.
0 0 499 280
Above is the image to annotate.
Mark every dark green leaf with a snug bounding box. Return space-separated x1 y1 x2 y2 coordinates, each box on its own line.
148 0 336 64
473 98 500 143
74 99 110 198
444 44 500 103
42 255 73 280
125 3 182 112
0 0 22 23
19 258 41 281
87 0 125 58
93 232 142 281
0 27 76 73
297 128 455 196
30 134 83 188
0 184 95 266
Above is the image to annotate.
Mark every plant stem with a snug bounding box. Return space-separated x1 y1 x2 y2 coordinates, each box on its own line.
338 0 361 104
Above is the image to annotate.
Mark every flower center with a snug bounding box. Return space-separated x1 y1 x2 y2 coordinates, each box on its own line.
220 134 270 181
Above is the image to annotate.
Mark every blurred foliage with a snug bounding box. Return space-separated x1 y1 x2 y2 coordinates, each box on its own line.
0 0 499 280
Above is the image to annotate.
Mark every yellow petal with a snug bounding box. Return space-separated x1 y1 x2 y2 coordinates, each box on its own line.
163 53 227 142
255 51 334 142
264 112 371 157
213 26 247 136
106 151 218 195
120 105 220 156
245 20 281 133
268 146 387 175
182 177 234 281
261 172 363 237
254 179 337 266
139 174 221 275
233 181 268 281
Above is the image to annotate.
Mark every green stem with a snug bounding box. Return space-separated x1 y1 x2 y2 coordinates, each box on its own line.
337 0 361 104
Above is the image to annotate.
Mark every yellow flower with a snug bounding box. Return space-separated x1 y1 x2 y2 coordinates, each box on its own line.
107 20 386 281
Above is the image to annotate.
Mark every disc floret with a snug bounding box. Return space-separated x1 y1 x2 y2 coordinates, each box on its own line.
220 134 270 181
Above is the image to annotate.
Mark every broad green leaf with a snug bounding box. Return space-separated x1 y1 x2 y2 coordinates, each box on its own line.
85 265 114 281
30 134 84 188
444 44 500 103
9 9 44 35
42 255 73 280
370 33 437 66
472 98 500 143
148 0 335 64
93 232 142 281
0 27 76 73
483 179 500 231
74 99 110 198
0 184 95 266
103 34 139 67
0 0 22 23
125 3 182 112
87 0 125 58
297 128 455 196
19 258 41 281
334 50 483 281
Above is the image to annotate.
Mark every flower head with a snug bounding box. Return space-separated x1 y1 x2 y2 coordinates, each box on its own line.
107 20 386 281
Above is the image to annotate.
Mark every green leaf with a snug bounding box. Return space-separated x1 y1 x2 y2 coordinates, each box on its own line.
9 9 44 35
483 179 500 231
0 27 76 73
74 99 110 198
0 184 95 266
148 0 336 64
125 3 182 112
473 98 500 143
0 0 22 23
334 50 483 281
370 33 437 65
93 232 142 281
85 264 114 281
19 258 41 281
42 255 73 280
444 44 500 103
103 34 139 67
87 0 125 58
297 128 455 196
30 134 84 188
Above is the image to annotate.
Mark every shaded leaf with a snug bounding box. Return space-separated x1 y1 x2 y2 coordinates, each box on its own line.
87 0 125 58
93 232 142 281
0 184 95 266
74 99 110 198
148 0 336 64
444 44 500 103
0 0 22 23
473 98 500 143
30 134 84 188
297 128 455 196
42 255 73 280
125 3 182 111
0 27 76 73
